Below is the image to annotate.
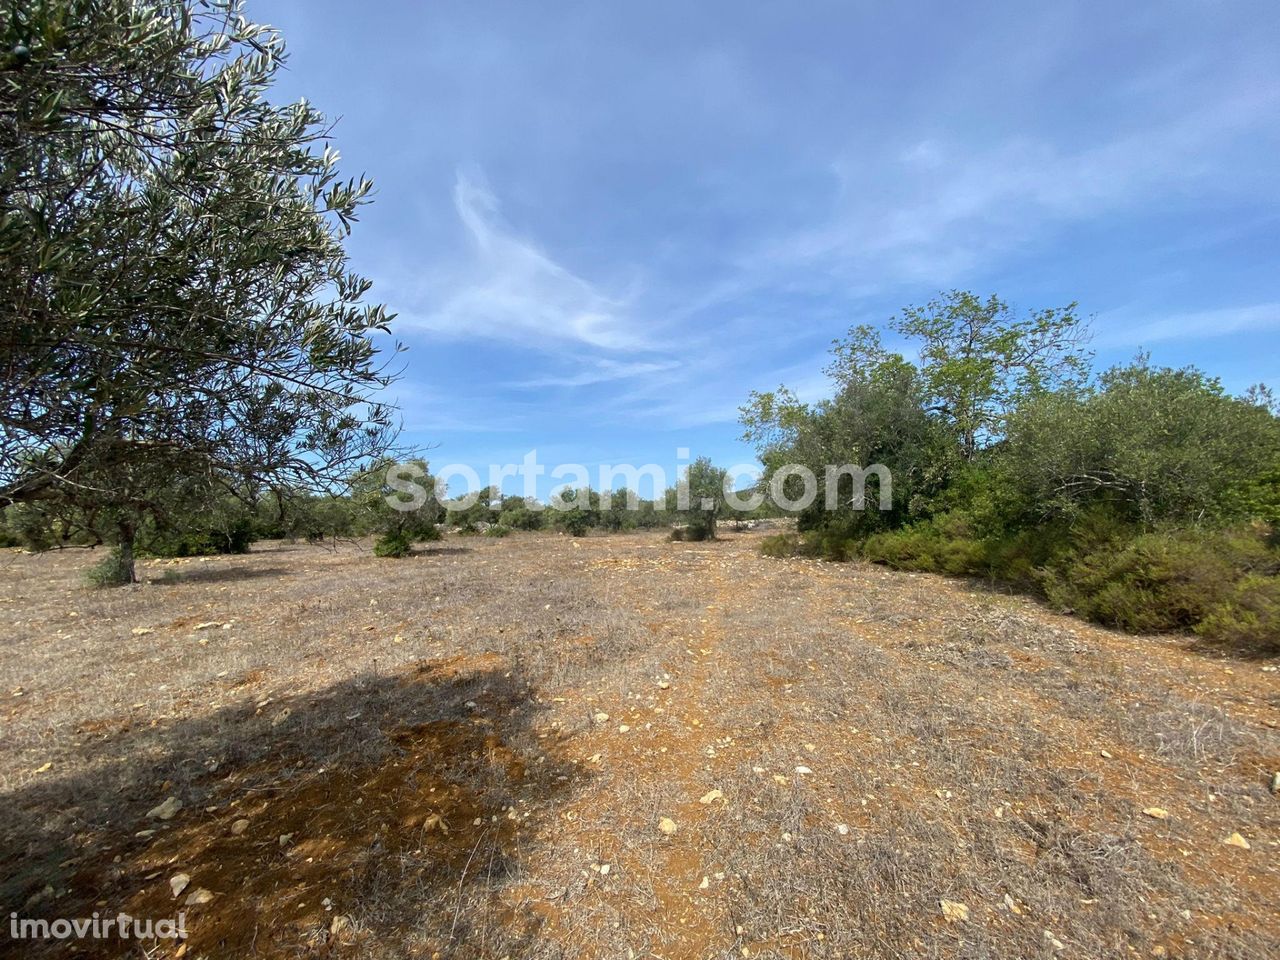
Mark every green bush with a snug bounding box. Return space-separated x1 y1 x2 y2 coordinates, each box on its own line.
485 524 512 538
1037 526 1275 633
140 517 255 557
759 533 807 558
373 531 413 557
859 513 987 576
498 507 543 531
84 548 135 587
558 509 592 537
1197 574 1280 654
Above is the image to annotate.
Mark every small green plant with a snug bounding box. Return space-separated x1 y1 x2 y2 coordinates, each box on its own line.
485 524 512 538
373 531 413 558
759 533 805 558
84 548 136 587
559 510 591 537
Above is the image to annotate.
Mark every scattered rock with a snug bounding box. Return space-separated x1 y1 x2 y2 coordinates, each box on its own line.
699 876 710 889
618 724 631 733
939 899 969 922
658 817 678 836
1003 893 1022 915
270 707 292 727
593 712 609 724
1141 807 1169 820
278 833 294 846
329 915 352 938
1223 832 1251 850
835 824 850 836
1043 930 1066 951
230 819 250 836
193 622 220 631
184 888 215 906
794 765 813 775
147 797 182 821
169 873 190 898
699 789 724 805
131 627 154 636
423 813 448 834
1270 771 1280 795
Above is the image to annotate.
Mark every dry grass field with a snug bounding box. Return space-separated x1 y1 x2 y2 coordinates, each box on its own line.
1 530 1277 959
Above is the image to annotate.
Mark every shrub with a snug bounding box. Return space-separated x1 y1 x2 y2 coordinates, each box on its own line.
485 524 512 538
1038 525 1277 633
85 548 135 587
558 509 591 537
141 517 255 557
373 531 413 558
1197 574 1280 654
682 521 714 542
859 515 986 576
498 507 543 531
759 533 806 558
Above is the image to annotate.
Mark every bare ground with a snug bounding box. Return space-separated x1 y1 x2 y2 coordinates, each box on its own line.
0 530 1277 959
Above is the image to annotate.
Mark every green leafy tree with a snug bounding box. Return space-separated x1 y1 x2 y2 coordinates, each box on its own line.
552 487 596 537
681 457 728 541
1004 361 1280 526
888 292 1090 459
1 1 400 581
351 459 442 555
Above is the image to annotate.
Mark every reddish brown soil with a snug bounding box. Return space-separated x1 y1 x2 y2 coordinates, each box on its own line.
1 531 1276 959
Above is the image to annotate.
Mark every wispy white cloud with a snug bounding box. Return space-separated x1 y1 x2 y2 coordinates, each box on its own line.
395 170 645 351
745 82 1280 288
1094 302 1280 348
514 357 681 389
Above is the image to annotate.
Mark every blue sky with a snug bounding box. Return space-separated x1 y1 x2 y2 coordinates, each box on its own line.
252 0 1280 497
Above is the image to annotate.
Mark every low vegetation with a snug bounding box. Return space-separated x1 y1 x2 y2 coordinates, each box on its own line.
743 292 1280 654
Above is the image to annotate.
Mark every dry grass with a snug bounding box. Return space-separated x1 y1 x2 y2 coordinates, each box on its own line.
0 531 1277 959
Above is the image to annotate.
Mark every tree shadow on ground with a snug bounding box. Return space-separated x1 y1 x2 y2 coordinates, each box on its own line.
145 564 294 585
0 656 583 959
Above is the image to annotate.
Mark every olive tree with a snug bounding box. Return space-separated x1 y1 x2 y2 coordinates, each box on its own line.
681 457 728 541
1 1 400 581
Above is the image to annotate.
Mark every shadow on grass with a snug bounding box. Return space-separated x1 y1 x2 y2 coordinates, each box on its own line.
145 564 294 586
0 658 582 959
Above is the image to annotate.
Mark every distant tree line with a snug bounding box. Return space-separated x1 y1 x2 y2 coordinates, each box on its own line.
0 454 770 563
742 291 1280 654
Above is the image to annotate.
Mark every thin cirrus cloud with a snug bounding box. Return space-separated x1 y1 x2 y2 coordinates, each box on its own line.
746 82 1280 290
1094 303 1280 349
395 171 646 353
514 357 682 389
